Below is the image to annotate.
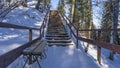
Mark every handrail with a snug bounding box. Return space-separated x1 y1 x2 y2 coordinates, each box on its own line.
59 12 120 64
79 28 120 31
0 22 40 30
0 10 49 67
63 14 78 30
62 13 120 49
63 14 120 32
0 37 41 68
77 36 120 53
39 11 49 37
59 13 77 38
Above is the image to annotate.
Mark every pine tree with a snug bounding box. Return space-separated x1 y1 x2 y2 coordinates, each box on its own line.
101 1 111 42
109 0 119 60
58 0 65 14
101 0 119 60
36 0 41 9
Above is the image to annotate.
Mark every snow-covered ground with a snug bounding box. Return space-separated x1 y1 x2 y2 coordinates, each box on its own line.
0 0 45 55
1 0 120 68
82 42 120 68
63 1 120 68
40 45 100 68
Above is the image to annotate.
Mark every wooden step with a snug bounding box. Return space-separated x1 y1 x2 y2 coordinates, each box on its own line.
46 35 69 37
47 40 72 43
47 32 67 34
47 43 73 46
47 33 68 35
46 37 70 40
48 30 66 32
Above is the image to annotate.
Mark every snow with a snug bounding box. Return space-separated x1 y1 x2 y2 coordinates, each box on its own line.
0 0 45 54
40 45 100 68
8 45 100 68
0 0 120 68
80 42 120 68
62 5 120 68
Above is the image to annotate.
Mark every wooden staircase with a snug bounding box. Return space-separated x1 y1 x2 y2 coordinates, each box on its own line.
46 10 73 46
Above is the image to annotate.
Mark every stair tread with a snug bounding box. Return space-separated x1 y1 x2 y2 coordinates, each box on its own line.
47 43 73 46
46 11 72 46
47 39 72 43
47 34 67 35
46 37 70 40
47 40 71 41
46 35 69 37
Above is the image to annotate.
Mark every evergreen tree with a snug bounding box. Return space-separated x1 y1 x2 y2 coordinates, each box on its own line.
109 0 119 60
58 0 65 14
101 0 119 60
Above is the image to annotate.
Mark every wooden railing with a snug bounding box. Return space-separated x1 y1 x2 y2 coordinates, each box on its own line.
0 11 49 67
59 12 120 64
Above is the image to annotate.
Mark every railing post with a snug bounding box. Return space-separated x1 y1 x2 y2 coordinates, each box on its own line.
29 29 32 42
42 22 45 37
29 55 32 64
40 29 41 38
97 31 101 64
76 28 79 48
70 24 72 37
29 29 32 64
76 22 79 48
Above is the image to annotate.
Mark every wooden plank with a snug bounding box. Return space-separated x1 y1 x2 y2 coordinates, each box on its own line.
48 43 73 46
29 29 32 42
0 22 40 30
0 10 49 67
60 11 120 53
79 28 120 31
22 40 42 55
97 47 101 64
0 37 41 68
97 31 101 64
77 37 120 53
32 41 47 55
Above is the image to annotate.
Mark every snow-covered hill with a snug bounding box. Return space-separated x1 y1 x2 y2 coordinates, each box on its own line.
0 1 45 55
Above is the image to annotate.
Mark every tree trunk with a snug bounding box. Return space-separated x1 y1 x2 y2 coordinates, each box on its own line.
109 0 119 60
71 0 75 22
22 0 27 7
36 0 41 9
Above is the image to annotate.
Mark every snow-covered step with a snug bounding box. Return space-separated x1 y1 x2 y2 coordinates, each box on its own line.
47 32 67 34
46 37 70 40
47 33 67 35
48 28 65 30
46 35 69 37
47 31 66 33
46 10 72 46
47 40 72 43
47 43 73 46
46 33 68 36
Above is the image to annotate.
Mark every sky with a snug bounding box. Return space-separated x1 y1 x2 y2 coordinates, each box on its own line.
50 0 59 10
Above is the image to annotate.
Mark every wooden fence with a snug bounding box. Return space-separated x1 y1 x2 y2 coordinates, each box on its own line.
59 12 120 64
0 11 49 68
